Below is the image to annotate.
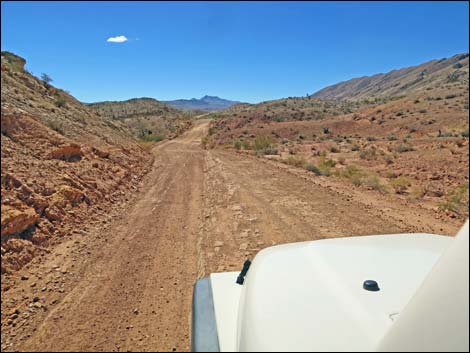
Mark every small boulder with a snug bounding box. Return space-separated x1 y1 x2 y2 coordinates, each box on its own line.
1 205 38 240
49 144 83 162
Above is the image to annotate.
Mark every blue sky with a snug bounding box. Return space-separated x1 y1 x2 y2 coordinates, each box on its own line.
2 1 469 104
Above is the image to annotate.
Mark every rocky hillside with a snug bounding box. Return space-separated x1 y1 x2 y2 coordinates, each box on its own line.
164 95 242 111
205 54 469 221
88 98 192 141
312 53 469 101
1 52 153 274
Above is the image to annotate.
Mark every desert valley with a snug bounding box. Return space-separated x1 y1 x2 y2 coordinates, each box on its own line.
1 49 468 351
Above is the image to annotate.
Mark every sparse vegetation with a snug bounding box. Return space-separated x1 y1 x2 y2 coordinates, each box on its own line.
41 73 53 87
55 95 67 108
395 143 415 153
283 155 306 167
390 176 411 194
441 183 469 217
304 163 322 175
139 132 165 142
46 119 65 135
201 136 209 149
360 148 378 160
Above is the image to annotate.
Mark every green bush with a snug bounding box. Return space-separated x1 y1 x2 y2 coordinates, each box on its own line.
234 140 242 150
316 157 336 176
304 163 322 175
140 133 165 142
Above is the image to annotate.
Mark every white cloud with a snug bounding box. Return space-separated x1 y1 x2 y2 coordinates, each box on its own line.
107 35 128 43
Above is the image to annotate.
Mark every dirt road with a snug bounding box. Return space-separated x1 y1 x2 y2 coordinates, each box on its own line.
3 120 459 352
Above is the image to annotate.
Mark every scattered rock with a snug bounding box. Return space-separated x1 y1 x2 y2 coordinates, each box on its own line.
239 243 248 251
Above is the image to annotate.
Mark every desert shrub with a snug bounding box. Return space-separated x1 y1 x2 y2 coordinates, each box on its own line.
55 95 67 108
366 136 377 142
437 131 455 138
362 175 388 193
201 136 209 149
333 136 343 143
383 154 394 165
261 147 279 155
360 148 378 160
208 127 215 136
234 140 242 150
329 145 340 153
390 176 411 194
351 144 360 151
274 116 285 122
338 165 363 180
445 94 457 99
41 73 53 86
414 99 420 104
284 155 306 167
304 163 322 176
395 143 415 153
317 157 336 176
241 140 252 150
411 186 426 199
323 127 330 134
46 119 65 135
440 183 469 217
140 133 165 142
387 134 398 141
254 135 274 151
461 129 469 138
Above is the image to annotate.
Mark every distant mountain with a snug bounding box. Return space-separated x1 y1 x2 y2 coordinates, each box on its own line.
163 95 242 111
312 53 469 101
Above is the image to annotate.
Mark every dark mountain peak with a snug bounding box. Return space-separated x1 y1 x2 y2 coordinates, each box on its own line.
164 95 243 111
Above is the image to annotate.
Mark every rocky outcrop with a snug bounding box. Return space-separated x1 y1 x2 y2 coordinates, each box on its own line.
1 51 153 274
1 205 38 240
49 144 83 162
